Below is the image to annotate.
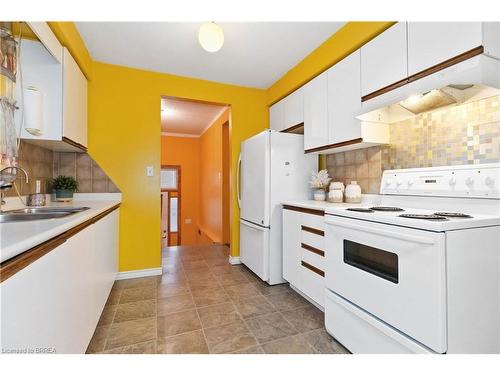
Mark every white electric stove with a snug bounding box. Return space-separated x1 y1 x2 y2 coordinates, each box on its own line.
324 163 500 354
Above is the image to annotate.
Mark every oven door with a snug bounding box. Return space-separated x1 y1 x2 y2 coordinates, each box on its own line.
325 215 447 353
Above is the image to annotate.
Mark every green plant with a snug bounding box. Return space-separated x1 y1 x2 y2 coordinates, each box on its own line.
52 175 78 192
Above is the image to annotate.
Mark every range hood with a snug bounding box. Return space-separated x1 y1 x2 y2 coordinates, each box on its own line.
358 54 500 124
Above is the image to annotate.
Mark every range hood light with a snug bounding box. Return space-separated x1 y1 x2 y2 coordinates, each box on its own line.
398 89 457 115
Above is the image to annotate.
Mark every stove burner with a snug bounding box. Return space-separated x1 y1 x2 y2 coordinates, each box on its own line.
399 214 449 221
346 208 374 213
370 206 405 212
434 212 473 218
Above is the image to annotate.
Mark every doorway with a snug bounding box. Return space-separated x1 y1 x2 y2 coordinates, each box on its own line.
161 165 181 247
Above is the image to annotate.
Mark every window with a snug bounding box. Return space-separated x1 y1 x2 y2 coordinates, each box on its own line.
169 197 178 233
161 168 178 190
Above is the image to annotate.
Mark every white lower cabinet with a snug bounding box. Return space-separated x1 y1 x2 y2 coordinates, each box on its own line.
0 209 119 354
282 206 325 308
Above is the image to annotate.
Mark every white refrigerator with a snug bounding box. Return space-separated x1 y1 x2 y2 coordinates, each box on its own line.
238 130 317 285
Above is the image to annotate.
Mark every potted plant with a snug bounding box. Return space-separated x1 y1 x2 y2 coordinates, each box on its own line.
52 175 78 202
309 169 331 201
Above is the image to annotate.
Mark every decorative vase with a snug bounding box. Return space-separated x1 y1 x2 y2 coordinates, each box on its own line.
345 181 362 203
313 189 326 201
55 189 74 202
328 181 345 203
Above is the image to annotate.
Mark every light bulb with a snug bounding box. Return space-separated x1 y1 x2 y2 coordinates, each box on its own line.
198 22 224 53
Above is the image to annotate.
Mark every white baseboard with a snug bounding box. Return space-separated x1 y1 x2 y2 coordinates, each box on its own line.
116 267 162 280
228 256 241 265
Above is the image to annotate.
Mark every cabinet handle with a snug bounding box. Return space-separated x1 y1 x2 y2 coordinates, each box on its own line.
301 261 325 277
301 225 324 236
301 243 325 257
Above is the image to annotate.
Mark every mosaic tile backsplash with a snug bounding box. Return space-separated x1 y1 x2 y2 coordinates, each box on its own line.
5 141 119 197
326 95 500 194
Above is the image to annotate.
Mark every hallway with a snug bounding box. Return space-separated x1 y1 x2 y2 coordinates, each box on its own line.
86 244 348 354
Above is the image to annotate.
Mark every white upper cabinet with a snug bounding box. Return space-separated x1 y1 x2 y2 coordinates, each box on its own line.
303 71 329 150
269 87 304 132
62 48 88 148
269 100 285 131
407 22 483 76
283 87 304 129
328 50 362 144
361 22 408 96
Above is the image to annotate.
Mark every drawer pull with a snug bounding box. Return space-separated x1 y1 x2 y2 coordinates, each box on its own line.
301 261 325 277
301 243 325 257
301 225 324 237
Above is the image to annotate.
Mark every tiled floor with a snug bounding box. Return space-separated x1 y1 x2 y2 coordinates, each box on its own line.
86 244 349 354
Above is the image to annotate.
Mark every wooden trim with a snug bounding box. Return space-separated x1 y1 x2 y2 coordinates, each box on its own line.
361 78 409 102
280 123 304 134
301 225 324 237
361 45 484 102
282 205 324 216
0 203 120 283
301 261 325 277
301 243 325 257
162 165 181 246
62 136 87 152
305 138 363 154
408 45 484 83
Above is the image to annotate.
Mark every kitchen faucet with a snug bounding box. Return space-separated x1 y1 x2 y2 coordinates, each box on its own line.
0 166 29 212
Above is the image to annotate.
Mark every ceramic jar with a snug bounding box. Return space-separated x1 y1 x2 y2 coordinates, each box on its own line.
313 189 326 201
328 181 345 203
345 181 362 203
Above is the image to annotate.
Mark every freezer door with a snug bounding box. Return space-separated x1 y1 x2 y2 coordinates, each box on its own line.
240 219 270 282
240 131 270 226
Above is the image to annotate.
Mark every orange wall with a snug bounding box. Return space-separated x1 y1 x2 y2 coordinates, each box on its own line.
160 135 200 245
199 108 230 243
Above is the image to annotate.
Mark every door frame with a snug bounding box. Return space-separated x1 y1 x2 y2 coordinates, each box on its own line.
161 164 181 245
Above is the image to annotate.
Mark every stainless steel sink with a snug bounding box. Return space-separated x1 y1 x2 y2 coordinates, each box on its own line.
0 206 90 223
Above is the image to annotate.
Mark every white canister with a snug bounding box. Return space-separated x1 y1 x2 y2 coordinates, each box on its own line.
328 181 344 203
313 189 326 201
345 181 362 203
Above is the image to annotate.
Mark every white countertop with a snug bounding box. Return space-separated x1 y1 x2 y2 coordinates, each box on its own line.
282 194 382 211
0 193 121 263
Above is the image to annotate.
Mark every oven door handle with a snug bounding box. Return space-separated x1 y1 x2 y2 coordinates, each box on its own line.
326 219 437 245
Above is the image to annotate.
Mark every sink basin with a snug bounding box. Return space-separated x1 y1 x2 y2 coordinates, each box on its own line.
0 207 90 223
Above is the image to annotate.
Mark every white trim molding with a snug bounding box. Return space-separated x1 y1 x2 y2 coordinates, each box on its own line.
116 267 162 280
228 256 241 265
161 132 200 138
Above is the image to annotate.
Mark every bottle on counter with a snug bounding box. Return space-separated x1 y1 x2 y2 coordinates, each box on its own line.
345 181 362 203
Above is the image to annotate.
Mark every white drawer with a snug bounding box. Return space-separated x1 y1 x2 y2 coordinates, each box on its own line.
325 290 434 354
301 262 325 307
301 244 325 270
301 230 324 251
301 212 325 231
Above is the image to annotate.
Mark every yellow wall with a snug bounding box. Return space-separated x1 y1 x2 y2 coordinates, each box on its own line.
161 135 201 245
88 62 268 271
199 108 230 244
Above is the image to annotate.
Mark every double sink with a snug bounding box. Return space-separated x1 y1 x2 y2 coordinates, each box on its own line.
0 206 90 223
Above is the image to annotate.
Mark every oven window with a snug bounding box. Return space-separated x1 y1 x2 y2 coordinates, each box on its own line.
343 240 398 284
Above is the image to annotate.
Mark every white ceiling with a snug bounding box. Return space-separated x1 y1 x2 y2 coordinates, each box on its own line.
161 97 227 136
76 22 345 88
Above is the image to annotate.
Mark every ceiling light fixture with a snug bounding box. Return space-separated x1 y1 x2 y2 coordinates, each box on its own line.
198 22 224 53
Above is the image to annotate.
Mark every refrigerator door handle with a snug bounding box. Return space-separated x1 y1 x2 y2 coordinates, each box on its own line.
236 152 242 208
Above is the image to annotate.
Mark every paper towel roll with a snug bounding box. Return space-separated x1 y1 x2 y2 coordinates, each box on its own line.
24 86 43 136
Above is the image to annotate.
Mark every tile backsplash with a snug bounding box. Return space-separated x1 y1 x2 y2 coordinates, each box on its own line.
5 141 119 197
326 95 500 194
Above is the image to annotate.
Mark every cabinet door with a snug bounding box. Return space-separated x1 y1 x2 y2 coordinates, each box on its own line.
327 50 362 145
361 22 408 96
282 208 301 288
407 22 483 76
303 71 329 150
283 87 304 129
62 48 88 148
269 100 285 131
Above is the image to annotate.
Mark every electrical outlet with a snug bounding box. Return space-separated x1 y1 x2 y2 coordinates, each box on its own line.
185 218 192 224
146 166 154 177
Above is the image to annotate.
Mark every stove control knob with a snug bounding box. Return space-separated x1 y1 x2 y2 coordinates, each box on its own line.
449 177 457 186
485 176 495 187
385 179 392 186
407 179 414 186
465 177 474 187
